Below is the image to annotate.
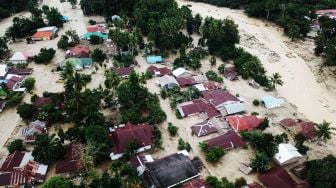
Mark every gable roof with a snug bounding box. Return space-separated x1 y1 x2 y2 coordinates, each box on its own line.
10 52 33 61
202 90 239 107
32 31 53 39
280 119 315 140
223 67 239 81
109 123 154 154
181 178 209 188
55 142 84 174
194 81 222 92
144 152 199 188
172 67 192 78
191 120 218 137
262 96 284 109
148 65 172 76
87 25 107 33
226 115 262 132
159 75 179 89
274 143 302 165
115 67 133 77
146 56 163 64
0 151 25 172
177 99 220 119
259 166 299 188
204 130 245 149
177 77 196 87
67 46 90 58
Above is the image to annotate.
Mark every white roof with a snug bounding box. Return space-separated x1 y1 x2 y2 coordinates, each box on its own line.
172 67 191 78
274 143 302 165
224 102 246 115
0 64 8 77
177 150 190 156
193 75 208 83
37 164 48 175
19 151 34 168
10 52 28 61
37 26 58 32
194 83 206 91
159 75 179 88
262 96 284 109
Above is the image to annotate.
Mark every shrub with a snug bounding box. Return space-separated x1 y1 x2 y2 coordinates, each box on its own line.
90 35 103 45
16 103 35 120
34 48 56 64
258 117 269 130
178 138 191 151
167 123 178 136
7 139 24 153
24 77 36 91
91 48 106 63
88 19 96 25
253 99 260 106
234 177 247 188
206 70 223 83
160 89 167 99
205 147 225 163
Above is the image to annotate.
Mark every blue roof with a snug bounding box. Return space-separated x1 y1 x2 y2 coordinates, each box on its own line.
146 56 163 64
62 16 69 21
262 96 284 109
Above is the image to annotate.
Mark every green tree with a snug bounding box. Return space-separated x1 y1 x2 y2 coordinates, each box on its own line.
250 152 271 172
16 103 35 120
104 70 120 90
305 155 336 188
24 77 36 91
34 48 56 64
167 122 178 136
57 35 70 49
91 48 107 63
315 121 335 143
42 176 74 188
90 35 103 45
0 37 8 57
269 72 283 90
32 134 64 164
7 139 24 154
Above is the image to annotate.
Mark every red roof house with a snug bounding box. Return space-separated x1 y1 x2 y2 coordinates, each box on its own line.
115 67 133 78
6 76 25 92
66 46 90 58
109 123 154 160
280 118 316 140
147 65 172 76
31 31 54 40
87 25 107 33
204 130 245 150
248 182 263 188
226 115 262 132
177 77 196 87
182 178 209 188
55 142 84 177
259 166 309 188
0 151 25 172
223 67 239 81
202 90 239 107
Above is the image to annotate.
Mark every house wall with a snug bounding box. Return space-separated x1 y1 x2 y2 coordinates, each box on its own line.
110 145 152 160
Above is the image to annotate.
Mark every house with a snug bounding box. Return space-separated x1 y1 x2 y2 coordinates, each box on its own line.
33 97 52 109
115 67 133 78
55 142 84 177
36 26 58 33
223 67 239 81
66 46 90 58
8 68 33 75
315 9 336 19
147 65 172 77
202 90 245 116
247 182 263 188
191 119 218 137
87 25 107 34
204 130 245 150
177 99 220 119
181 178 209 188
262 96 284 109
226 115 262 132
172 67 192 78
0 64 8 80
21 120 47 143
158 75 179 89
0 100 5 112
143 151 200 188
109 123 154 160
259 166 309 188
82 32 108 40
274 143 302 166
130 154 154 176
0 151 48 187
62 57 93 71
177 77 196 87
9 52 34 65
146 56 163 64
194 81 221 92
31 31 54 40
280 118 316 140
6 75 25 92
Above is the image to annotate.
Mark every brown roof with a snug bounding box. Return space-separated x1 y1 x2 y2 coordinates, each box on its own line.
205 130 245 149
223 67 239 81
191 120 218 137
202 81 221 91
0 151 25 172
177 77 196 87
6 76 24 90
32 97 52 109
147 65 172 76
248 182 263 188
179 99 220 119
55 142 84 174
202 90 239 107
259 166 299 188
115 67 133 77
87 25 107 33
280 118 297 127
109 123 154 154
280 119 315 140
7 68 33 75
182 178 209 188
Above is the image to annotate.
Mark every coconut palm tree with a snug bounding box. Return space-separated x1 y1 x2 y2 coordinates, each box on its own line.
315 121 336 143
104 70 120 90
269 72 283 90
32 134 64 164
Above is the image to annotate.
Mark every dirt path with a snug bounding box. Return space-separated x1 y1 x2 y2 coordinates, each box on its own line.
177 0 336 126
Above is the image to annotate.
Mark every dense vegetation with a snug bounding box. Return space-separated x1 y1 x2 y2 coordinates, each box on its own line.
305 155 336 188
191 0 336 39
0 0 37 20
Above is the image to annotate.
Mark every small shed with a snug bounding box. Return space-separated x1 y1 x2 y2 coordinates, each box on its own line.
146 56 163 64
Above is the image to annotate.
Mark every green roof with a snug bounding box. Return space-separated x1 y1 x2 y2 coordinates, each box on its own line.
82 32 107 40
63 58 93 70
